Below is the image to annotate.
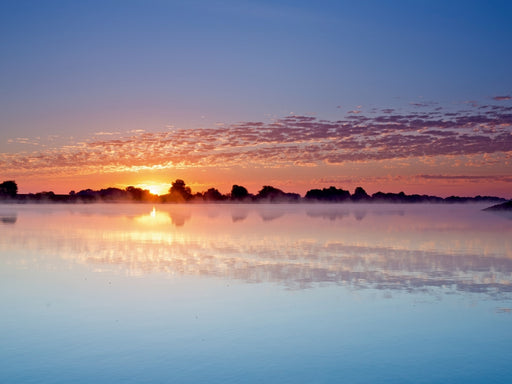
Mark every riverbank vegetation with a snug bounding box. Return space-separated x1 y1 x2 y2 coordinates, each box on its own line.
1 179 507 204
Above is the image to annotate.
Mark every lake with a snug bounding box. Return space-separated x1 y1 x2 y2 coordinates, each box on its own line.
1 203 511 383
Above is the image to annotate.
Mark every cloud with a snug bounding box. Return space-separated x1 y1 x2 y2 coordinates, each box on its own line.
6 137 41 146
93 131 122 136
409 101 438 108
417 175 512 183
493 95 511 101
464 100 479 108
2 102 512 178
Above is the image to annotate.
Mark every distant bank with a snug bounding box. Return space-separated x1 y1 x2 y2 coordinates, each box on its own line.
0 179 508 205
483 200 512 211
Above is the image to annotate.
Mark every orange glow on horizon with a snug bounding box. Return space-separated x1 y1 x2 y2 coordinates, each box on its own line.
135 183 171 196
7 171 512 199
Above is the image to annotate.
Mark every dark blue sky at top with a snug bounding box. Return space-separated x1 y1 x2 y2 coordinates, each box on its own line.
1 0 511 145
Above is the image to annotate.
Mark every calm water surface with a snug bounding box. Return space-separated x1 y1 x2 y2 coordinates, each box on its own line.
1 203 511 383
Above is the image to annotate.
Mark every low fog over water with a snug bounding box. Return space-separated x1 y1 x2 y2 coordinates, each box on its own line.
2 203 511 295
1 203 511 383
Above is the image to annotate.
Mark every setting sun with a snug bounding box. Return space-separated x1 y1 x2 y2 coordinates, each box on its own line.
136 183 170 196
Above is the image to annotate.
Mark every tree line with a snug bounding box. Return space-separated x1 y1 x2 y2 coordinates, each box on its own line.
0 179 507 204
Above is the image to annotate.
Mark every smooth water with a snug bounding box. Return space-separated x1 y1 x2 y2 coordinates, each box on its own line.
1 203 511 383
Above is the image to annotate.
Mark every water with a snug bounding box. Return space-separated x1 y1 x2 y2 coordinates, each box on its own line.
1 203 511 383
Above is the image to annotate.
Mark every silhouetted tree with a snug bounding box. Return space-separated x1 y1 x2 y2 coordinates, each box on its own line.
168 179 192 202
230 184 249 201
0 180 18 198
192 192 204 201
126 186 152 201
76 189 97 202
256 185 300 202
32 191 56 201
351 186 370 202
203 188 226 202
371 191 445 203
99 187 127 201
305 186 350 202
257 185 283 200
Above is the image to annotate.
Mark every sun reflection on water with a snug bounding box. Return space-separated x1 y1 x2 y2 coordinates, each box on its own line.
134 206 173 226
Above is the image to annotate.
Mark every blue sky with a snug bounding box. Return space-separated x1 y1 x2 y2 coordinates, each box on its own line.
1 0 511 195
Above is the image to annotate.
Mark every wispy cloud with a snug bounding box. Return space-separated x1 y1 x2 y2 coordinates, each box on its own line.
493 95 511 101
417 174 512 183
93 131 121 136
7 137 41 146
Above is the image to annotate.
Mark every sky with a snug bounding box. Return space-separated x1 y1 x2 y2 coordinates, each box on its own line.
1 0 511 197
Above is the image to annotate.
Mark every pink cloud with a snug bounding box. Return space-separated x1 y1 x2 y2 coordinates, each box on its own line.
418 174 512 183
493 95 511 101
2 103 512 178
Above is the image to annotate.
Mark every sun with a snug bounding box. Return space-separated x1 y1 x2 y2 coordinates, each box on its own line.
147 186 161 195
136 183 170 196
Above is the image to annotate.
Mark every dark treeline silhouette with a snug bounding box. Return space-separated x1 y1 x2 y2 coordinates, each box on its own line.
256 185 301 202
72 187 155 202
0 179 508 204
305 186 351 202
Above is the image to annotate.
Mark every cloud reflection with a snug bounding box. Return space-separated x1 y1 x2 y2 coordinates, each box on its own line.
2 205 511 296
